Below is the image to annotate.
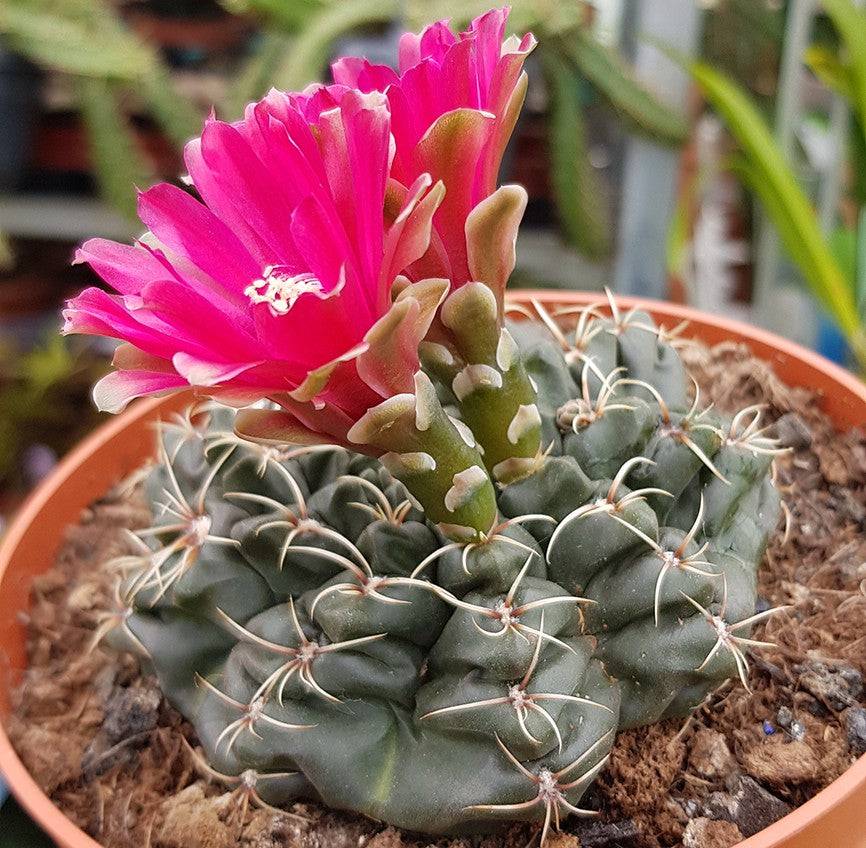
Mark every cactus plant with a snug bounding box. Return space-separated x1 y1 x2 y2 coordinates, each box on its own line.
63 9 784 843
93 293 782 840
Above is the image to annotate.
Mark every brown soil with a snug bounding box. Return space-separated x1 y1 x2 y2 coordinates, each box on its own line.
5 340 866 848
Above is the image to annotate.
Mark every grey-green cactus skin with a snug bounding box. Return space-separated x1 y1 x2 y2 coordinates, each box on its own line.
504 311 780 728
111 305 780 835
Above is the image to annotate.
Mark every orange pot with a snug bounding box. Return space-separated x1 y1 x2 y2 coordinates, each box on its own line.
1 293 865 848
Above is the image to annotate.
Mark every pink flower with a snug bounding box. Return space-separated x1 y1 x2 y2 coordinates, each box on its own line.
63 86 447 449
332 8 535 285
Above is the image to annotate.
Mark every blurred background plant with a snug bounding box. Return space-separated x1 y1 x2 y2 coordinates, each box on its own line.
225 0 690 260
0 333 108 522
678 0 866 372
0 0 227 221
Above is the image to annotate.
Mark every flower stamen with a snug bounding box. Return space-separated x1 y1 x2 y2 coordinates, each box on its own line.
246 266 323 316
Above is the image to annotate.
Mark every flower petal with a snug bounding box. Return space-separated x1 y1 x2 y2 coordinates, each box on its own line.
465 184 528 316
380 175 445 291
172 352 266 387
133 279 261 362
331 57 399 92
74 239 172 297
185 121 301 268
237 397 360 450
63 287 181 360
288 342 369 403
137 183 260 309
92 368 188 413
414 108 496 283
316 90 391 309
357 278 448 397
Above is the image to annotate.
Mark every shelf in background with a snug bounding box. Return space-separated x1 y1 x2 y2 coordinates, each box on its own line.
0 193 136 242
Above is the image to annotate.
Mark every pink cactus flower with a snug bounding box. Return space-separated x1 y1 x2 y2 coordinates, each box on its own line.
63 87 447 449
332 8 535 286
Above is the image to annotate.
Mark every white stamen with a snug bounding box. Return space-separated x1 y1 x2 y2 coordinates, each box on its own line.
246 266 323 316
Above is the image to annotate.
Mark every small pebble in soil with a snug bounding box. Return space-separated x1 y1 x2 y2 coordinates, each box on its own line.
774 706 806 740
702 775 792 838
771 412 812 450
688 728 738 780
569 818 642 847
828 484 866 525
683 817 744 848
101 680 162 743
81 680 162 777
678 798 701 819
787 719 806 741
797 662 863 712
776 706 794 729
844 707 866 755
754 595 773 614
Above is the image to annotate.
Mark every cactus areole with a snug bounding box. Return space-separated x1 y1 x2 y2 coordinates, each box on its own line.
62 8 784 843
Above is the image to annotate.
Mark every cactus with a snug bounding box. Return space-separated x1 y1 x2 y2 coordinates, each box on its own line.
105 296 782 841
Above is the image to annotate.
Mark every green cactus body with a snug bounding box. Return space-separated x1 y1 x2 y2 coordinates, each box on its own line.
110 301 781 838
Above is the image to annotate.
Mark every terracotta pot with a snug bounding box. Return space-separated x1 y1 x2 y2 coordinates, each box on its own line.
0 392 191 848
1 292 865 848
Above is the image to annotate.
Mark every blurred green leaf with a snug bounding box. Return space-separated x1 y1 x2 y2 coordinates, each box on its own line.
223 0 325 32
816 0 866 204
689 60 861 353
0 334 109 486
0 231 14 272
75 76 155 222
847 114 866 205
225 30 296 119
820 0 866 130
730 0 785 44
666 185 691 281
729 152 843 305
563 27 689 146
139 65 205 149
805 43 855 101
0 0 201 220
0 0 158 79
273 0 398 91
542 50 611 259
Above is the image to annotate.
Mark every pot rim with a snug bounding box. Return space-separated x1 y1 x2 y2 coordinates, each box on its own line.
1 292 864 848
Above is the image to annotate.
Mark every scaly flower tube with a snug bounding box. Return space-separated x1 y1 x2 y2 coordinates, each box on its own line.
334 9 541 481
63 86 496 537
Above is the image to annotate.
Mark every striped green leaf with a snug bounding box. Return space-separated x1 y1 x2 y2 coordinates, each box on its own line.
690 60 861 349
542 49 611 259
563 27 689 146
